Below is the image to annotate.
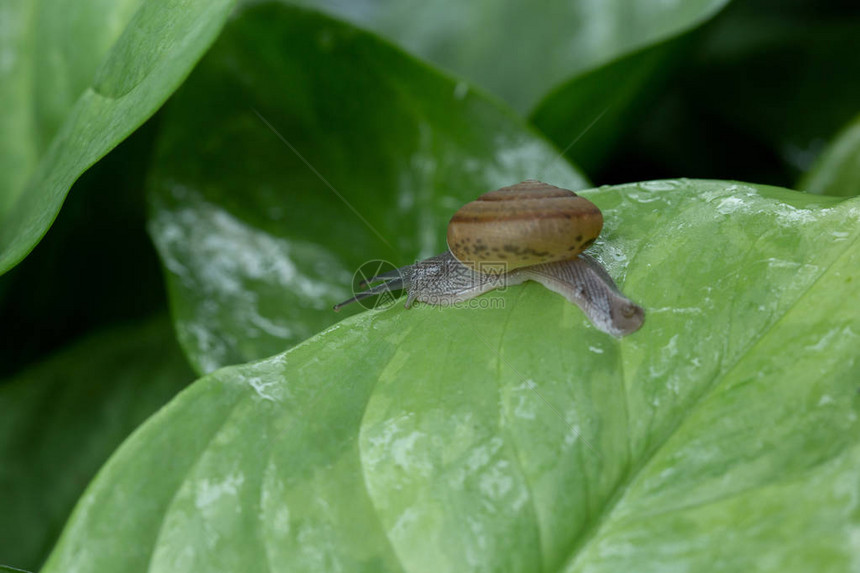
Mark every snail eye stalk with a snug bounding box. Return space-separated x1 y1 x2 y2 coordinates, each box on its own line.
333 277 406 311
358 267 403 288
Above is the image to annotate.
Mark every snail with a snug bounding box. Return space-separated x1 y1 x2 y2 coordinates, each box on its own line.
334 180 644 337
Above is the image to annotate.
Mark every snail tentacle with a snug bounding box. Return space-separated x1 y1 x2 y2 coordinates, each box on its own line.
358 267 405 288
333 276 407 311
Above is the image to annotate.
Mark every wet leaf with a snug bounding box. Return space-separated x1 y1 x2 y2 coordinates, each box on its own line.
44 180 860 572
146 3 586 374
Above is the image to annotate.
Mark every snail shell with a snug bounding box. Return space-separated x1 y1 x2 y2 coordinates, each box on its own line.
334 179 644 337
446 179 603 271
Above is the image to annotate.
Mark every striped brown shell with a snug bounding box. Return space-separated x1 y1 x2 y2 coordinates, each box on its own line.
446 180 603 271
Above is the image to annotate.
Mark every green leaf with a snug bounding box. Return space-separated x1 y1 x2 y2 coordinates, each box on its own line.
0 0 236 276
0 121 166 378
800 114 860 197
529 41 678 176
0 317 194 571
146 3 587 375
294 0 728 114
44 180 860 572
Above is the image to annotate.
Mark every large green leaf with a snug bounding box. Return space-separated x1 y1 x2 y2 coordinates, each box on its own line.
800 114 860 197
44 180 860 572
147 3 587 375
0 317 194 571
293 0 728 114
0 0 236 276
292 0 731 175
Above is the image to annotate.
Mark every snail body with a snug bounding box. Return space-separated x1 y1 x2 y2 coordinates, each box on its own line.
335 180 644 337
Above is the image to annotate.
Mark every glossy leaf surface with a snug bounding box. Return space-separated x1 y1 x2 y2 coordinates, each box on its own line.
44 180 860 572
0 0 236 275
